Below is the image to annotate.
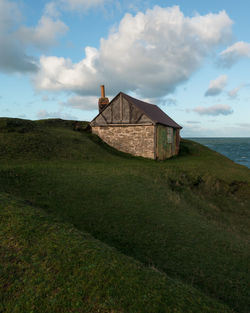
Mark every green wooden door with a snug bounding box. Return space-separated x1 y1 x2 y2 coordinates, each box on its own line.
156 125 172 160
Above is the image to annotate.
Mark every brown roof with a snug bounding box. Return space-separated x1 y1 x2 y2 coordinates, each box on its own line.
121 92 182 129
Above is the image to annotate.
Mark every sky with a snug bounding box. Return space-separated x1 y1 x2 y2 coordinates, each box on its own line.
1 0 250 137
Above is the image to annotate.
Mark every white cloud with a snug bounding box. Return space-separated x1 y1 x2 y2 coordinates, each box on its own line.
44 2 60 18
0 0 37 72
35 50 100 93
0 0 68 73
42 0 108 15
61 95 98 110
228 86 241 98
37 109 77 120
218 41 250 67
193 104 233 116
34 6 233 99
205 74 227 96
17 14 68 49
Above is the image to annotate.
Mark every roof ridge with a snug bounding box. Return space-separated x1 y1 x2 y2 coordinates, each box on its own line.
91 91 182 129
121 93 182 129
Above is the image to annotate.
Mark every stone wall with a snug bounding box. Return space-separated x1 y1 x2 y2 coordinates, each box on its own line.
92 125 155 159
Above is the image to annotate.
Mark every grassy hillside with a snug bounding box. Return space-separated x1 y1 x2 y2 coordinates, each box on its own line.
0 193 233 313
0 118 250 312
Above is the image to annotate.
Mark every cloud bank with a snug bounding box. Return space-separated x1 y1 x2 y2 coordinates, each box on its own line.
37 109 77 120
61 95 98 110
17 16 68 49
193 104 233 116
0 0 37 73
205 74 227 96
34 6 233 98
0 0 68 73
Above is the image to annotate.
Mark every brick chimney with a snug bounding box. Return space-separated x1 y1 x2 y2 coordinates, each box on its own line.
98 85 109 112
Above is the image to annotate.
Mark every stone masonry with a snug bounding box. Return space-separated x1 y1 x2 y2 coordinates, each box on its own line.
92 125 155 159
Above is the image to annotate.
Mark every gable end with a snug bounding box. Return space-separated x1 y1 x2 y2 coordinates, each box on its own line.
91 92 154 126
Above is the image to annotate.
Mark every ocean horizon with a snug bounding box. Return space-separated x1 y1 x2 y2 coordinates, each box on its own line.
186 137 250 169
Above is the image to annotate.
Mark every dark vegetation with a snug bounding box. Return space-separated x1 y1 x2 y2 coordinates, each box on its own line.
0 118 250 313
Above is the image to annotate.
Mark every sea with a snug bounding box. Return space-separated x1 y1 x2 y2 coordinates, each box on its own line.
187 138 250 169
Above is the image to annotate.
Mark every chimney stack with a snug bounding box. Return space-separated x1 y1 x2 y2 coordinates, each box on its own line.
101 85 105 98
98 85 109 112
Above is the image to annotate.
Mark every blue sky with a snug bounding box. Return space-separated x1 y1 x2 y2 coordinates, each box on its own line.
1 0 250 136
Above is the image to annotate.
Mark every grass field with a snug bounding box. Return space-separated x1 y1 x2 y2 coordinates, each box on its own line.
0 118 250 312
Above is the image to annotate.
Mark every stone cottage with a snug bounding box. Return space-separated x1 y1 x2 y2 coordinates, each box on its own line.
90 86 182 160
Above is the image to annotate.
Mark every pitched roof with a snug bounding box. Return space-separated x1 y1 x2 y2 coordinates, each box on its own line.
121 92 182 129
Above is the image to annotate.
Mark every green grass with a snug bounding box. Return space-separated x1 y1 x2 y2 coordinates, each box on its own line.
0 118 250 312
0 193 233 313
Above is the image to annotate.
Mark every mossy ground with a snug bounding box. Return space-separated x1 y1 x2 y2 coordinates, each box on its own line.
0 118 250 313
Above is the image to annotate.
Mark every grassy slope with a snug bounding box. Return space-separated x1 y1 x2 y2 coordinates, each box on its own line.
0 193 233 313
0 118 250 312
